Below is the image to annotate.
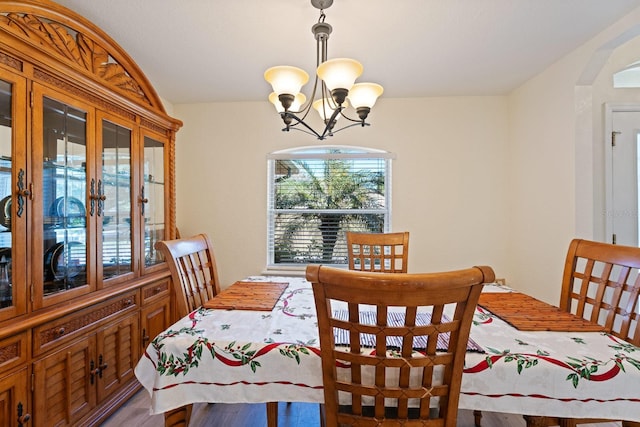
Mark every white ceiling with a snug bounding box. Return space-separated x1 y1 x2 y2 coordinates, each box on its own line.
53 0 640 105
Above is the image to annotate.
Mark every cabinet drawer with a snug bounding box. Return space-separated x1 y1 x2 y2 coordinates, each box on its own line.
0 332 28 374
141 279 170 305
33 291 138 356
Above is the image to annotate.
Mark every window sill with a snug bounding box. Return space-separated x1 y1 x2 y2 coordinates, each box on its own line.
262 264 348 277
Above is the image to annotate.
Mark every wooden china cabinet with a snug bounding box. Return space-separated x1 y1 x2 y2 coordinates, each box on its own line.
0 1 181 425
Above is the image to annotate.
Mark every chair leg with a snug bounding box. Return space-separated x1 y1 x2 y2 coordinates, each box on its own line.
319 403 325 427
266 401 278 427
473 409 482 427
164 404 192 427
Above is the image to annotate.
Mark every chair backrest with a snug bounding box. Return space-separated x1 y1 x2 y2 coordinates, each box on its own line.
155 233 221 318
559 238 640 345
307 264 494 427
346 231 409 273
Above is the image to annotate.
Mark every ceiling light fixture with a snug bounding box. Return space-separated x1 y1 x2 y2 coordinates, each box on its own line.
264 0 383 140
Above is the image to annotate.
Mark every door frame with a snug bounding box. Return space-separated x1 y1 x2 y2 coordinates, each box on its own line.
603 102 640 245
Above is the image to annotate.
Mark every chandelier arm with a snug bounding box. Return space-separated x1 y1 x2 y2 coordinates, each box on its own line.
295 75 319 121
324 84 340 110
283 125 324 139
281 106 347 141
338 110 364 124
283 112 324 139
329 121 371 135
316 105 343 140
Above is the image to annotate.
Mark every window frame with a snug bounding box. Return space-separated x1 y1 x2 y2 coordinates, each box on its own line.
266 145 394 271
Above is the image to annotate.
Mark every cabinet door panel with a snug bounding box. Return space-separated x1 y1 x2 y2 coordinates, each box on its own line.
141 296 171 355
140 130 168 273
96 312 139 403
97 112 136 286
0 368 29 427
31 84 96 310
0 68 27 322
33 336 96 427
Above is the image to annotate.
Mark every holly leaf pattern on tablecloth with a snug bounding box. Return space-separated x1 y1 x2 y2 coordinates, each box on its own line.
153 318 321 377
565 356 600 387
155 333 215 377
467 335 640 388
279 341 316 364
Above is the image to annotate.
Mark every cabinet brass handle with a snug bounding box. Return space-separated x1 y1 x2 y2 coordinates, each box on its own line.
140 185 148 216
98 354 107 378
57 327 65 336
89 178 95 216
17 402 30 426
97 179 106 216
16 169 31 218
18 413 31 425
90 360 98 384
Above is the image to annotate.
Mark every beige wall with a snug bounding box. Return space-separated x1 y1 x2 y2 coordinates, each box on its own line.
506 53 580 304
173 97 510 288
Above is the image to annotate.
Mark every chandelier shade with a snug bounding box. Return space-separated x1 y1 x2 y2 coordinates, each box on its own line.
264 0 383 140
264 66 309 97
348 83 384 109
316 58 363 93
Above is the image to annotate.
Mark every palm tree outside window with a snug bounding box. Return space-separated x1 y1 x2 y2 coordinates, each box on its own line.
267 146 394 268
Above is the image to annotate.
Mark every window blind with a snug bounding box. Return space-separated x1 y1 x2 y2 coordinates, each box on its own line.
267 146 393 268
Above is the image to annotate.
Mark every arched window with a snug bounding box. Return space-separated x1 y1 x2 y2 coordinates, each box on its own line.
267 145 394 269
613 60 640 88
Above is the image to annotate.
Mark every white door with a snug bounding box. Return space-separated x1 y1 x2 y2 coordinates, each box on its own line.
608 110 639 246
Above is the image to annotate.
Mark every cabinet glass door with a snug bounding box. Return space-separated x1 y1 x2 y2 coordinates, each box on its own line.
100 118 133 282
42 96 88 296
0 73 26 319
0 80 12 309
142 135 165 268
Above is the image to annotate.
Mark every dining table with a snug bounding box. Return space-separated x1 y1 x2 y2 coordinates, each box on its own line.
134 275 640 425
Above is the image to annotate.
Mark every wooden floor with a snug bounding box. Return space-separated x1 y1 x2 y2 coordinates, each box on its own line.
101 388 622 427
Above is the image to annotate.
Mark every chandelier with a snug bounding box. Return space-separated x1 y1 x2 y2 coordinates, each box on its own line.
264 0 383 140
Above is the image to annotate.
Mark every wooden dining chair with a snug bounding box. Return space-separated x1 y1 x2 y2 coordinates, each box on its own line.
307 264 494 427
155 233 221 318
524 238 640 427
155 233 281 427
346 231 409 273
153 233 223 426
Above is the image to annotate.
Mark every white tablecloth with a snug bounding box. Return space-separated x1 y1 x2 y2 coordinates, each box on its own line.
135 276 640 421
